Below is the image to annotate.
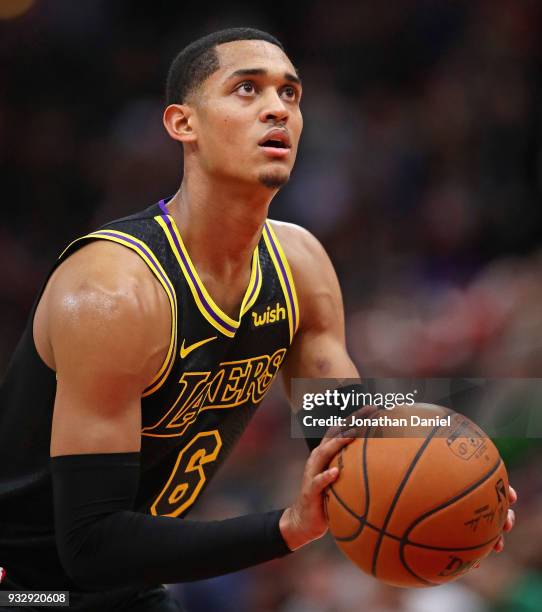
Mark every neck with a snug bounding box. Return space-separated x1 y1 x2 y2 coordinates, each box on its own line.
166 166 277 279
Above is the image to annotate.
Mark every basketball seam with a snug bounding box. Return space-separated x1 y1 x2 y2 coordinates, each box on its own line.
328 431 371 542
337 520 500 552
403 458 502 540
370 425 441 581
398 457 504 585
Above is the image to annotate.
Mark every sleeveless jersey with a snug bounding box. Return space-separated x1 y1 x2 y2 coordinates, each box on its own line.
0 198 299 588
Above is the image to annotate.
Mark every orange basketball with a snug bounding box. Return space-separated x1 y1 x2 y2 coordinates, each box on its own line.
325 403 510 587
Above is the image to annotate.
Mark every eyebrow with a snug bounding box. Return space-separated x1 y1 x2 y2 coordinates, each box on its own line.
226 68 302 85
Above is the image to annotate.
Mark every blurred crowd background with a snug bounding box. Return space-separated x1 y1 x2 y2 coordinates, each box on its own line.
2 0 542 610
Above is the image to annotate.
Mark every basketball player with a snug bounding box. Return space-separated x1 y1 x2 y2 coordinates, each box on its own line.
0 28 515 611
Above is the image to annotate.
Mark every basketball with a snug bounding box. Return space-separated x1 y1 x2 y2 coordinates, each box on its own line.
325 403 510 587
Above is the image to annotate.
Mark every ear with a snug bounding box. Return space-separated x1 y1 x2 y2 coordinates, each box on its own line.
163 104 197 144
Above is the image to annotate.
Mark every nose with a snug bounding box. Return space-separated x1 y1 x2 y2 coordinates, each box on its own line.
259 88 289 124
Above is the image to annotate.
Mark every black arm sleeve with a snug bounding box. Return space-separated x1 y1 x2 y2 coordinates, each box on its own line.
51 452 291 590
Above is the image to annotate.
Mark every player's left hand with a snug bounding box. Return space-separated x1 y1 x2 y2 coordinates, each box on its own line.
493 485 517 553
279 433 356 551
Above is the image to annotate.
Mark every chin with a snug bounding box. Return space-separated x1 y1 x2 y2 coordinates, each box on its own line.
257 168 290 190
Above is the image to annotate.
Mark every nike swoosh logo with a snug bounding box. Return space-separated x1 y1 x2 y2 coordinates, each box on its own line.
180 336 217 359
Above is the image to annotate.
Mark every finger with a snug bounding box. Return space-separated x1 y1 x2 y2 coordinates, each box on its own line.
493 536 504 553
502 509 515 533
508 486 517 504
309 467 340 496
322 426 359 441
325 407 378 438
309 435 355 473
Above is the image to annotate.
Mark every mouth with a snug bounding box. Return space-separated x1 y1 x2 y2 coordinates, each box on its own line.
259 138 289 149
258 130 292 158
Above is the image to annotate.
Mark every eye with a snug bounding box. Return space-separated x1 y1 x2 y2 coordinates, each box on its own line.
236 81 257 96
281 86 298 101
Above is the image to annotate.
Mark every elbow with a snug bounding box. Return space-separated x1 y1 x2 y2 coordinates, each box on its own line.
58 554 104 591
56 536 111 591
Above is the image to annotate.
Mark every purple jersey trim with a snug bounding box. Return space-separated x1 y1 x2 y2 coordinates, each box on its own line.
263 224 297 332
244 254 260 308
157 208 237 334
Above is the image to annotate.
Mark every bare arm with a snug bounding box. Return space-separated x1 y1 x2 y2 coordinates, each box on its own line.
276 222 359 404
40 241 170 458
263 223 359 550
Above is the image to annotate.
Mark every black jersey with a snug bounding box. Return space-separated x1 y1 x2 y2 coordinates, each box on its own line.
0 198 299 589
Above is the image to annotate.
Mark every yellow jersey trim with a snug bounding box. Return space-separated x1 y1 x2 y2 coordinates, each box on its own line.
262 221 300 343
61 230 178 397
154 214 262 338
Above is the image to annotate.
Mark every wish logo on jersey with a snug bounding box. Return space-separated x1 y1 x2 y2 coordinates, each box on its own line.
251 301 286 328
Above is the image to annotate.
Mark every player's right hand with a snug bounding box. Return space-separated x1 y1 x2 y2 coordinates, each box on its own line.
279 434 355 551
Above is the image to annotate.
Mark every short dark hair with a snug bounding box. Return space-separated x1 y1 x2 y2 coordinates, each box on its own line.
166 27 284 105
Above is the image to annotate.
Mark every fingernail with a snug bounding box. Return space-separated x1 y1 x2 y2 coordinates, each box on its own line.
329 467 339 477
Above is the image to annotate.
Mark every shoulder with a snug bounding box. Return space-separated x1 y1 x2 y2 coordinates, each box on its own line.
267 220 342 330
48 239 168 324
266 219 333 290
37 239 170 381
267 219 327 264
